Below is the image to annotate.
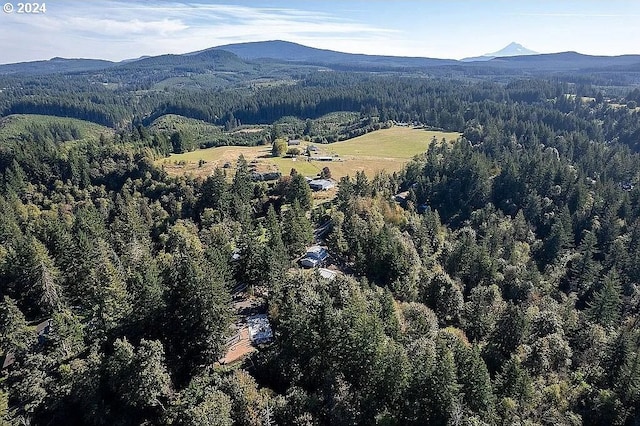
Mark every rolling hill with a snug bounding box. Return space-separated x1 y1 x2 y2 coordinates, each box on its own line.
484 51 640 71
211 40 458 70
2 40 640 79
0 57 116 75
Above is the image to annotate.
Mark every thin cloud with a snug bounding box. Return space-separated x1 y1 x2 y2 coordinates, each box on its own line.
0 1 400 62
68 17 188 36
514 13 640 17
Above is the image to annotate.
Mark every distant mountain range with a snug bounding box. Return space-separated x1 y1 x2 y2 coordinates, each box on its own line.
1 40 640 80
209 40 457 69
461 42 538 62
0 57 116 75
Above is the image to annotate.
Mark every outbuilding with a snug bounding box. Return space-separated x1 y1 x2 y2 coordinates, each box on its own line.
318 268 337 280
309 179 335 191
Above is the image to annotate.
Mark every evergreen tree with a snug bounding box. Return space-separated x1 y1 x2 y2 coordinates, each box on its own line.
8 236 64 318
125 247 165 337
49 309 84 360
335 176 355 211
538 215 573 267
265 205 289 286
401 302 438 341
231 155 253 206
484 303 529 372
282 200 313 258
458 345 494 418
199 167 228 215
379 289 401 339
326 211 348 258
237 227 269 288
495 356 534 421
164 238 232 382
425 340 460 424
354 170 371 197
182 390 233 426
587 269 623 328
286 171 312 211
106 338 172 412
85 240 132 338
566 230 601 299
462 284 504 342
423 272 464 326
0 296 32 355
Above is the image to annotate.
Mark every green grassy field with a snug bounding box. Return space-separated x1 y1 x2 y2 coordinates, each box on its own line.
0 114 113 143
326 127 460 158
158 126 460 180
162 145 263 163
270 157 324 176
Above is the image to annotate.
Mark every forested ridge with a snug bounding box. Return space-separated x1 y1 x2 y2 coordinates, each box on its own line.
1 69 640 425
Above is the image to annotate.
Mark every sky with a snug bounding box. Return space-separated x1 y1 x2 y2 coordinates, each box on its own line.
1 0 640 64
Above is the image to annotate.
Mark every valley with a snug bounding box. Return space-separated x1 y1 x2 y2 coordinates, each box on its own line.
2 25 640 426
158 126 459 180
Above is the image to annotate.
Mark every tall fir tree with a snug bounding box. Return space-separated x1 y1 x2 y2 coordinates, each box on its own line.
587 269 623 328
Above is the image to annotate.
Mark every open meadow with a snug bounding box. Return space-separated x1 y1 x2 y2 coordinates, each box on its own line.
158 126 460 180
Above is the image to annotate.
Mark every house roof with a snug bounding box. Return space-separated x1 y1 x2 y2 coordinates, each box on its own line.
300 246 328 268
306 245 328 258
36 319 52 335
318 268 337 280
2 352 15 369
309 179 334 190
247 314 273 344
300 257 319 268
309 179 332 185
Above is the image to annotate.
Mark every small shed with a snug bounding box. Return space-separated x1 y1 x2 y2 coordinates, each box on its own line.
318 268 337 280
262 171 282 181
309 179 335 191
310 156 333 162
252 171 283 181
393 191 409 203
288 139 301 146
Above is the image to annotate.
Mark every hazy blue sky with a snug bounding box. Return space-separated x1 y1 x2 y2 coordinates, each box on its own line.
2 0 640 64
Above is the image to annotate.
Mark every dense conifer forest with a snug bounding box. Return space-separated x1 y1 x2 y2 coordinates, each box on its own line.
2 55 640 425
